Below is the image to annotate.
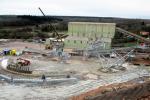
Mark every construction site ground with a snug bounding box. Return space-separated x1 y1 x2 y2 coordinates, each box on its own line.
0 40 150 100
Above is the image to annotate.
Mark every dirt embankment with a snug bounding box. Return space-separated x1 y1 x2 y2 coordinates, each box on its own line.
70 78 150 100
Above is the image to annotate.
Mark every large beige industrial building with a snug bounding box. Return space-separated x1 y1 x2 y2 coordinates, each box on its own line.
64 22 116 50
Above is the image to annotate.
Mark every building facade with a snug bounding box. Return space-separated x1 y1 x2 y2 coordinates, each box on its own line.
64 22 116 50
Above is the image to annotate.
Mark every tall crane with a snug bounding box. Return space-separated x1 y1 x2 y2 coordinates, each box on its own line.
38 7 68 40
38 7 68 50
38 7 70 62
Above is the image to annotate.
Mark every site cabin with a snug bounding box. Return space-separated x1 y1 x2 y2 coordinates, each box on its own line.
64 22 116 51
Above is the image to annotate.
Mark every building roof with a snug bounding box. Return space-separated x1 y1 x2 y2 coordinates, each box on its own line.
69 22 116 25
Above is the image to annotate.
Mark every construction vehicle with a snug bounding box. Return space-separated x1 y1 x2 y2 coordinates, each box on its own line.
45 39 53 50
16 58 31 66
38 7 70 63
38 8 68 50
45 38 64 50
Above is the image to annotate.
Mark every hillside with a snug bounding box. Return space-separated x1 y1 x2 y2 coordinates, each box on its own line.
0 15 150 40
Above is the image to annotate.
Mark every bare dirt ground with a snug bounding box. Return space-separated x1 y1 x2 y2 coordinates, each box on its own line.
0 40 45 50
0 40 150 100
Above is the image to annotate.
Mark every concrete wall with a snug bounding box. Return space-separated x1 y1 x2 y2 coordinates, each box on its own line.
68 22 116 38
65 22 116 50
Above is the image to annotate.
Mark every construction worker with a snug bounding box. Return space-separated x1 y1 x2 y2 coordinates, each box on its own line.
41 74 46 83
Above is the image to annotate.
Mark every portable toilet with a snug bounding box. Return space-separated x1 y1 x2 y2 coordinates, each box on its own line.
16 51 23 56
3 49 10 55
10 49 16 55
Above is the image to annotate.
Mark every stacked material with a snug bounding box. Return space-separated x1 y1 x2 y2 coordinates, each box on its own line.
1 58 32 74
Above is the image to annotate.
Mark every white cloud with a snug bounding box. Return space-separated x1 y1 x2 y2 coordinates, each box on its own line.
0 0 150 18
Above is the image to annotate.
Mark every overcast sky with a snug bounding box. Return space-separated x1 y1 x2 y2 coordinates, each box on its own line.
0 0 150 19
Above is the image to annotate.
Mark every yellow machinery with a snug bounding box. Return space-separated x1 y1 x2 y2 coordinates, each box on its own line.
45 38 65 50
39 8 68 50
10 49 16 55
45 38 54 50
